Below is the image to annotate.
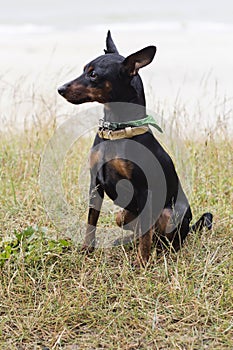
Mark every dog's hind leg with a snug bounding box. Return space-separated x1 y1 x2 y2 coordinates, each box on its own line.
167 211 213 252
154 208 190 253
169 216 190 252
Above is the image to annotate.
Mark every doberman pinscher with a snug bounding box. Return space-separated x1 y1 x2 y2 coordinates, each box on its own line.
58 31 213 266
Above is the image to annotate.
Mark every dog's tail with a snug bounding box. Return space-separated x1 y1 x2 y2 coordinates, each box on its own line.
190 212 213 232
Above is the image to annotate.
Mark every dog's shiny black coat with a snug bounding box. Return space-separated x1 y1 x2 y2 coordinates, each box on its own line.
58 31 213 266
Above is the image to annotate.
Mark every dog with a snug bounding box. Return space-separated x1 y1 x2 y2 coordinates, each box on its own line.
58 31 213 266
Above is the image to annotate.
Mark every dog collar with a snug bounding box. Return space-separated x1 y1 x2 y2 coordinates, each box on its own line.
98 114 163 133
98 125 150 140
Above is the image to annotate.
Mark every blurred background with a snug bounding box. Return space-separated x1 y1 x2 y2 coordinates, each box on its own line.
0 0 232 131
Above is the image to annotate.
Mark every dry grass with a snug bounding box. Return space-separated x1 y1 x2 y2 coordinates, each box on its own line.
0 82 233 349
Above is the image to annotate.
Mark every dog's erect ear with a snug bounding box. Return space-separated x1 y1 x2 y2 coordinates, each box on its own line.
122 46 156 76
104 30 119 54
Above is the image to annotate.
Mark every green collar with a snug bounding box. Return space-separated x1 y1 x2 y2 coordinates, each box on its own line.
99 114 163 133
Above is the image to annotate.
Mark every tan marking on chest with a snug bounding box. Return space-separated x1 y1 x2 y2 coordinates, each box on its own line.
109 159 133 179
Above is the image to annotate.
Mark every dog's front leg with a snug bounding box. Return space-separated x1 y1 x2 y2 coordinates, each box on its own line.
83 178 104 252
135 190 153 267
137 227 153 267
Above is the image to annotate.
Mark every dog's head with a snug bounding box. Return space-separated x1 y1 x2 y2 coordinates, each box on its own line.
58 31 156 105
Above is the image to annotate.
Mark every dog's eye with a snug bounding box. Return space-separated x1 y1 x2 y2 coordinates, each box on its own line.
89 70 98 81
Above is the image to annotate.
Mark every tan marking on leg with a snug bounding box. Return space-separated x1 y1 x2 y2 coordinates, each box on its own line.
89 149 101 168
156 208 173 234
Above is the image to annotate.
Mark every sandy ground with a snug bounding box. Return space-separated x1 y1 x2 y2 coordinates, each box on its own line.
0 26 232 132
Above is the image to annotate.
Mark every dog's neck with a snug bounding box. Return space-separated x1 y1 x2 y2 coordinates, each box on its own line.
103 103 146 123
104 76 146 123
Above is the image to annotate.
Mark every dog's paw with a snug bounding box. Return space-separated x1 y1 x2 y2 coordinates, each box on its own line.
131 257 149 269
80 245 95 255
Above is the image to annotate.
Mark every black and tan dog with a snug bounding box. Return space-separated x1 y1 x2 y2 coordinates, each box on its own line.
58 31 212 266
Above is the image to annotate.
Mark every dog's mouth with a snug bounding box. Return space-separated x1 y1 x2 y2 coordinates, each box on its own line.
62 95 93 105
58 84 91 104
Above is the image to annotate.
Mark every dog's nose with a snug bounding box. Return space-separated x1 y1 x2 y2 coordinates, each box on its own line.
58 85 67 96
